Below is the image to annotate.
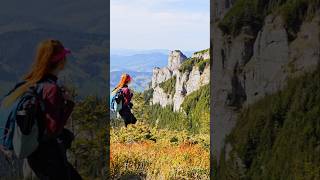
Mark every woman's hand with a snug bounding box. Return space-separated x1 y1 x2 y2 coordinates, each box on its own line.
128 102 133 109
60 85 73 101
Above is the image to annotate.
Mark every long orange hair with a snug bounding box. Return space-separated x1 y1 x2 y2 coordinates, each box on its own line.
112 73 132 94
2 39 66 107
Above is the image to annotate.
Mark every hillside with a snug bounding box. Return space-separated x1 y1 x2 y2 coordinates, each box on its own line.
110 122 210 179
219 67 320 179
212 0 320 178
110 49 211 179
0 28 108 98
131 49 211 133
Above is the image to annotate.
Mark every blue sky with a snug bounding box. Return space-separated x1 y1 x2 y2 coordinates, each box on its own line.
111 0 210 51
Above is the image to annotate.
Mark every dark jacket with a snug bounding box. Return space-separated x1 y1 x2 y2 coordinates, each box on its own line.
121 85 133 106
39 74 74 137
27 74 81 180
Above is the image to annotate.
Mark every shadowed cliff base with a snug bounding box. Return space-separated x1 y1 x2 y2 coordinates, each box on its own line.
217 65 320 179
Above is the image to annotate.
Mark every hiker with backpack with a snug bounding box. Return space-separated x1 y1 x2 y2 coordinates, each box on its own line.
0 40 82 180
111 73 137 127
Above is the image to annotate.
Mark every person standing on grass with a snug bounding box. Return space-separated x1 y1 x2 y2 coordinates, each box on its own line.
111 73 137 127
1 39 82 180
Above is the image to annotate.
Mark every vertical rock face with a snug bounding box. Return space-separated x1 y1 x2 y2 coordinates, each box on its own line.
151 67 172 88
212 0 320 165
167 50 187 71
151 49 210 111
152 86 173 107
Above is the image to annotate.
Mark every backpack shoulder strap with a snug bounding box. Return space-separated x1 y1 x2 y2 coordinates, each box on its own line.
33 82 46 112
111 89 124 110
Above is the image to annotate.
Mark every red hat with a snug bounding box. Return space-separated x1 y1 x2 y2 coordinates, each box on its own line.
52 48 71 63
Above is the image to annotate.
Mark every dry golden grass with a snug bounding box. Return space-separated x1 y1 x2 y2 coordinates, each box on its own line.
110 122 209 179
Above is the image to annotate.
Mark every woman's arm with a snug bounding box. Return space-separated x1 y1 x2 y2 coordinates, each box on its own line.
42 84 74 137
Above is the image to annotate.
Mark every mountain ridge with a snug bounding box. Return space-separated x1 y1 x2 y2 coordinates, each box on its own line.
150 49 210 111
0 28 108 97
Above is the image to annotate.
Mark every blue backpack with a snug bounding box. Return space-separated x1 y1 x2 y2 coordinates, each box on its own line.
0 83 44 159
111 89 124 113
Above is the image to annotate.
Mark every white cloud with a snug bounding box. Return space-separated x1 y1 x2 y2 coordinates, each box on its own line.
111 0 209 51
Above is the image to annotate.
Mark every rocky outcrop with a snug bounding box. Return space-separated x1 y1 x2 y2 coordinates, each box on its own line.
192 50 210 60
212 0 320 165
168 50 187 71
151 50 210 111
151 67 172 89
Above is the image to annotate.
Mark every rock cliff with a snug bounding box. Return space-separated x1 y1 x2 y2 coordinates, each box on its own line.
212 0 320 165
151 49 210 111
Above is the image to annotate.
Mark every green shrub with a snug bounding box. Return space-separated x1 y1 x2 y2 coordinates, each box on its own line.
280 0 319 40
194 48 210 55
179 58 210 74
182 84 210 134
69 96 108 179
159 76 176 96
143 88 154 103
219 66 320 179
145 104 189 131
110 122 210 179
134 85 210 134
197 59 210 73
180 58 196 73
218 0 264 36
218 0 320 40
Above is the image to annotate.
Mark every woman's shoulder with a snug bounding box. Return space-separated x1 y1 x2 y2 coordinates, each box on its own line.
121 86 131 92
41 82 61 98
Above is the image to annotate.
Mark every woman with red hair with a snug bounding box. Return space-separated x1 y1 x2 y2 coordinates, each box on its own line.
111 73 137 127
1 40 82 179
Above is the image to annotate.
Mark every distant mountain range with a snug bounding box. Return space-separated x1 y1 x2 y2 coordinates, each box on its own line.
111 53 168 72
111 49 194 57
110 71 152 92
110 50 197 92
0 28 108 97
0 0 108 35
110 52 167 92
0 0 198 97
0 0 108 98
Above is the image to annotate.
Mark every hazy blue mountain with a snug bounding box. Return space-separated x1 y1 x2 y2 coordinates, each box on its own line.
0 0 109 99
111 49 194 57
0 0 108 35
110 71 152 92
111 53 168 72
110 49 197 92
110 51 168 92
110 49 171 56
0 29 108 98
